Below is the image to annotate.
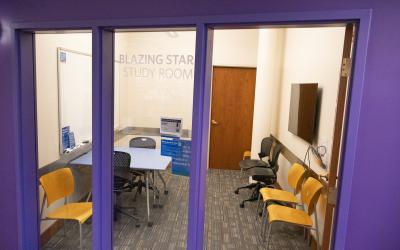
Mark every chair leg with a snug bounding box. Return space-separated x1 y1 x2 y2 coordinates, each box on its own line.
235 183 257 194
240 196 258 208
262 204 269 240
256 193 261 217
266 222 273 248
115 207 140 226
79 223 82 250
314 212 320 250
261 203 266 231
240 185 260 207
63 219 66 237
156 170 168 194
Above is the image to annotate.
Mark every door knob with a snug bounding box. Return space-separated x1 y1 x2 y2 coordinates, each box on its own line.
211 119 219 125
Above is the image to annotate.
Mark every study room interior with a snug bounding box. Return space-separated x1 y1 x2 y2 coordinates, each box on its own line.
34 24 353 250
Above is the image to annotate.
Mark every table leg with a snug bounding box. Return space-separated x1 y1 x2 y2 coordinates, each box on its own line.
152 171 156 206
146 171 153 227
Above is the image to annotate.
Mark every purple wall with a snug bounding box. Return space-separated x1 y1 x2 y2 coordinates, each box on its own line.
1 1 400 249
0 2 19 250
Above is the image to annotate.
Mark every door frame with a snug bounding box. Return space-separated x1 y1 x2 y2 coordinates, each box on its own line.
12 9 371 250
321 23 356 249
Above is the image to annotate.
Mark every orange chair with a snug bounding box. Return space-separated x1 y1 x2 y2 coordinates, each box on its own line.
257 163 306 222
264 177 324 250
39 168 92 250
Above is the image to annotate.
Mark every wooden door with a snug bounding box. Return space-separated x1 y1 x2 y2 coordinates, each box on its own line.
209 66 256 170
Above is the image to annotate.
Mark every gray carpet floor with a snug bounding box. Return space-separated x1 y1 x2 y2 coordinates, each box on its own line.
43 169 310 250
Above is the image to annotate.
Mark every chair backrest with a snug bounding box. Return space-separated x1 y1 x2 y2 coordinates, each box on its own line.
269 143 283 171
39 168 74 207
258 137 273 159
129 137 156 149
301 177 324 215
113 151 131 178
287 163 307 194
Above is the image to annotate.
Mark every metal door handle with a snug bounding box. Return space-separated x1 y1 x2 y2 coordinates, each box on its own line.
211 119 219 125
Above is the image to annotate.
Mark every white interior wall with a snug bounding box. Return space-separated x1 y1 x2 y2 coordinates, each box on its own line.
273 27 345 176
212 29 259 67
58 49 92 150
116 29 259 131
250 29 285 159
36 33 120 167
35 33 92 167
116 31 196 130
114 63 121 130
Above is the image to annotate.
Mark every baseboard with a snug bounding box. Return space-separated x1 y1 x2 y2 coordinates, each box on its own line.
40 220 64 247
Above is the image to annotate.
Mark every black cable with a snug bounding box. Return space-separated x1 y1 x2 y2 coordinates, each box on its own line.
302 144 327 170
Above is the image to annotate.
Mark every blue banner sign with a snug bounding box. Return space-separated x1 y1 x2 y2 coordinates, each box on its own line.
161 137 191 176
161 137 181 157
62 126 70 151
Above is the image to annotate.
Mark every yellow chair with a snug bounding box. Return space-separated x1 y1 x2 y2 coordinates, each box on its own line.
257 163 306 221
39 168 92 250
243 150 252 160
265 177 324 250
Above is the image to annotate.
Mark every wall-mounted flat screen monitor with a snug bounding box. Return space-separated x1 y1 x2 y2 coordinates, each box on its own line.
288 83 318 144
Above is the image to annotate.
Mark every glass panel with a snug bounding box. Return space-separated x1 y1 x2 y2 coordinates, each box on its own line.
35 32 93 249
205 27 346 249
112 30 195 249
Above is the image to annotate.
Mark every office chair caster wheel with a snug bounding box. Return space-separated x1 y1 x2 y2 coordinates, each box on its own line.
147 222 153 227
234 189 239 194
240 202 244 208
164 190 169 195
153 204 158 208
135 223 140 228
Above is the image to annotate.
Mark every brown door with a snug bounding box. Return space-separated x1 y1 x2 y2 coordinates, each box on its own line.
209 66 256 170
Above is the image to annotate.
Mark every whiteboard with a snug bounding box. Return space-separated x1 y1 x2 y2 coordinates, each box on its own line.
58 48 92 153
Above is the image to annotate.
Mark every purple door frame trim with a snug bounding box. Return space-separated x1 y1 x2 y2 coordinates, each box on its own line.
330 15 371 249
12 9 371 250
92 28 115 250
14 31 40 250
187 24 214 250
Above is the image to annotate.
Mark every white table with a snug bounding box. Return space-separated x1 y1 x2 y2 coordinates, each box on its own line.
71 147 172 226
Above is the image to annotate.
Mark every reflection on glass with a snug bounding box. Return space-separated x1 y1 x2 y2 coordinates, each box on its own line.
112 30 195 249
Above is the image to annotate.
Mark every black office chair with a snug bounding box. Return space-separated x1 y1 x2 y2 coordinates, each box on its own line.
113 151 140 227
239 137 273 171
235 137 273 195
235 143 283 208
129 137 156 149
129 137 167 207
128 137 156 194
